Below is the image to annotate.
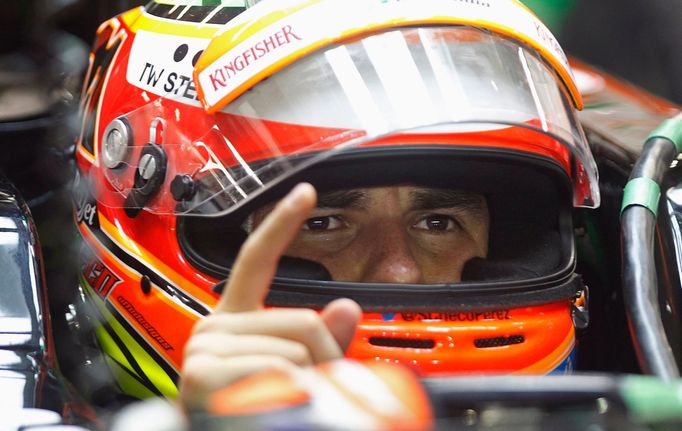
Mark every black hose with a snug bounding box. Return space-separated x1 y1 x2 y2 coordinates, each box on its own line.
622 206 677 379
629 138 676 181
621 114 682 381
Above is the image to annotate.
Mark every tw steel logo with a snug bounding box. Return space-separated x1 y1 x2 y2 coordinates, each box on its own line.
126 30 209 105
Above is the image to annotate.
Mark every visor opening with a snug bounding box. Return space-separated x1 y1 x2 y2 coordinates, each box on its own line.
474 335 525 348
369 337 435 349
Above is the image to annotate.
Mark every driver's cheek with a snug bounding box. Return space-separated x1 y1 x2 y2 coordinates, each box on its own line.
416 245 473 283
352 230 485 284
409 229 487 283
425 206 490 279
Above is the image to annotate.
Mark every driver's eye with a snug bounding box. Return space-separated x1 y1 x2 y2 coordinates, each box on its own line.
414 215 456 232
303 216 344 231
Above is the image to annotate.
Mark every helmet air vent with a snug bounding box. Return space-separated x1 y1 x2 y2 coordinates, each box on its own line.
369 337 435 349
474 335 525 348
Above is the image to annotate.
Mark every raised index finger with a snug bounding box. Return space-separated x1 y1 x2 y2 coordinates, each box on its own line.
217 183 317 313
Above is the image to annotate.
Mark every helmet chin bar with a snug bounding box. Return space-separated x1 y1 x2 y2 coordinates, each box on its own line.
208 272 585 312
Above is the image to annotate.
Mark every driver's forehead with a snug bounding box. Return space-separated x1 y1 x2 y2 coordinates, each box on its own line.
316 186 486 212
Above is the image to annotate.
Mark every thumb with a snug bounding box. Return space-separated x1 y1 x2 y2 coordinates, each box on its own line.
321 298 361 353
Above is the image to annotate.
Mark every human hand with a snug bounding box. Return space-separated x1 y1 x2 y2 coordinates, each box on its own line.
179 183 362 407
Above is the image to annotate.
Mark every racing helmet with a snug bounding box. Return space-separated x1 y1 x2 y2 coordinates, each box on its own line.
72 0 599 399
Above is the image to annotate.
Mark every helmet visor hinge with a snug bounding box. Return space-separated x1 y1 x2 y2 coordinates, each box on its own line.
102 117 132 169
123 119 168 218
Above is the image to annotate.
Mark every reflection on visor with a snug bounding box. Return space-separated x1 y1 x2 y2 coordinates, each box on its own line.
94 27 598 216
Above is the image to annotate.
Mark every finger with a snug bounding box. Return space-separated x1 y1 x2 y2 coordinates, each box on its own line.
180 354 296 407
184 333 313 366
218 183 316 313
321 298 362 352
193 308 343 363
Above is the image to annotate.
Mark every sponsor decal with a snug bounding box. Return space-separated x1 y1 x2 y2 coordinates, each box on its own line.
77 202 98 228
197 0 576 111
117 295 175 351
457 0 490 6
73 172 99 228
75 196 98 229
76 199 98 228
206 25 302 92
127 30 210 105
84 258 122 297
401 310 510 322
532 20 569 67
198 20 310 107
81 213 211 317
144 2 246 25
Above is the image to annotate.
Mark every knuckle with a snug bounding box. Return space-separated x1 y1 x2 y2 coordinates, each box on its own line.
296 309 323 333
184 333 220 357
192 313 233 335
180 354 229 400
266 355 295 372
288 343 312 366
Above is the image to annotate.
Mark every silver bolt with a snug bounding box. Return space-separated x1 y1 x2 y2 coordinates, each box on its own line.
106 128 123 150
138 154 157 180
103 118 131 169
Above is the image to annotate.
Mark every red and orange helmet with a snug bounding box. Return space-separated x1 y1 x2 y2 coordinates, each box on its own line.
73 0 599 399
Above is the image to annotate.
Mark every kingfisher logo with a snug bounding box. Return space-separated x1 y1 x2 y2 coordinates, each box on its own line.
207 25 302 92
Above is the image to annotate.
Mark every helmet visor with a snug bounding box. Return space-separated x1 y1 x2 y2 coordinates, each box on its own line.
97 26 598 216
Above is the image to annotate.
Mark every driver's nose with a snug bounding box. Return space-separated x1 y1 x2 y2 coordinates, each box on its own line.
360 227 424 284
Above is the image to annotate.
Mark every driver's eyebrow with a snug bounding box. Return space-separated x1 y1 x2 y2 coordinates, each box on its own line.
410 188 486 214
316 190 368 209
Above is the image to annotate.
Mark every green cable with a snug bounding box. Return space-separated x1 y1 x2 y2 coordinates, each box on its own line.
621 177 661 217
621 115 682 216
647 116 682 154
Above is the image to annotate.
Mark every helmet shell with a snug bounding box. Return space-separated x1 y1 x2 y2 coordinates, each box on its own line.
73 0 589 399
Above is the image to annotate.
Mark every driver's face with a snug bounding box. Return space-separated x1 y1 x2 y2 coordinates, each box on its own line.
254 186 489 284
